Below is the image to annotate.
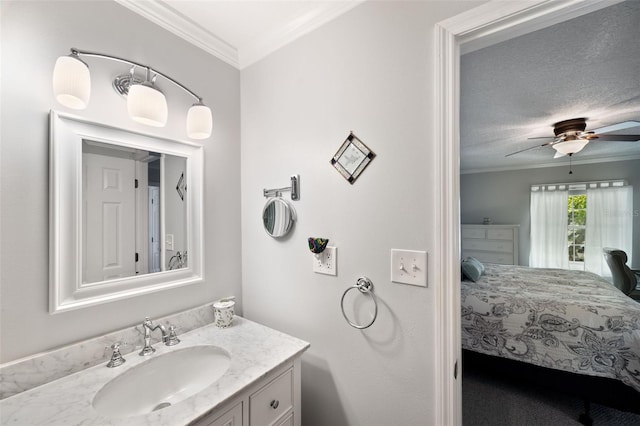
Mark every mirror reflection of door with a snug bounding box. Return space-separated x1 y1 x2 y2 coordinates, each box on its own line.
148 184 161 273
83 149 136 283
82 141 188 284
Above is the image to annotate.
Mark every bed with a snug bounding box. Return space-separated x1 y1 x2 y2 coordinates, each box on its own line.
461 263 640 422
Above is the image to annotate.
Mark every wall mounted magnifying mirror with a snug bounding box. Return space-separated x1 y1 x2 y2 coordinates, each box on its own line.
263 198 296 238
49 111 203 313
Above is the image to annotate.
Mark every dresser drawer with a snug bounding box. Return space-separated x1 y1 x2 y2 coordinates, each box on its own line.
463 250 515 265
487 229 514 240
462 239 513 253
250 368 293 426
461 228 486 239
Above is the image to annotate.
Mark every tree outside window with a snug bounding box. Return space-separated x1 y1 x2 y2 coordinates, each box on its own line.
568 193 586 268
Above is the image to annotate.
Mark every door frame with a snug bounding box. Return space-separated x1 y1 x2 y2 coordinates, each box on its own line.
433 0 622 424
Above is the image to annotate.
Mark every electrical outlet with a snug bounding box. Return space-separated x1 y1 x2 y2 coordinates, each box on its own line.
391 249 427 287
313 246 337 275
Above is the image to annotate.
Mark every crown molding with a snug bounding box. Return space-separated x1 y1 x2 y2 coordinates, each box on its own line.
115 0 364 70
461 154 640 175
238 1 365 69
114 0 239 68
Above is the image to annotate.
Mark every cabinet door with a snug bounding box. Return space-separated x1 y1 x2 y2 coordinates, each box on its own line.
274 412 294 426
249 369 293 425
202 402 243 426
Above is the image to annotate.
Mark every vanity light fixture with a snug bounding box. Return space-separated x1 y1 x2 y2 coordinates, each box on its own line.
52 48 213 139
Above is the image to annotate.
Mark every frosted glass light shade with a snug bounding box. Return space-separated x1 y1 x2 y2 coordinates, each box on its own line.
127 83 167 127
552 139 589 155
186 104 213 139
53 55 91 110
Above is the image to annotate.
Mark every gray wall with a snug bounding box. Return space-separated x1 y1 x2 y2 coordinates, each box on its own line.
241 1 482 425
460 159 640 267
0 1 241 362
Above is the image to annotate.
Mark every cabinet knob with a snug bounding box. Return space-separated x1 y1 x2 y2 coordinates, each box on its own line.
270 399 279 409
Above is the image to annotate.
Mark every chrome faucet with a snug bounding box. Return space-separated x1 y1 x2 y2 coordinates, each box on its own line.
139 317 171 356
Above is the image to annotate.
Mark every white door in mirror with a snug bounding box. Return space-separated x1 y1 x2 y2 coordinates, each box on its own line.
83 152 136 282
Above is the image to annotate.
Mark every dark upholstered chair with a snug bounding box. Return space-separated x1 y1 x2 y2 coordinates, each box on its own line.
603 248 640 296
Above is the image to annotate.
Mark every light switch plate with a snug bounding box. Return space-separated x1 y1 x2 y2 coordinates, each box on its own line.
313 246 337 275
391 249 427 287
165 234 174 250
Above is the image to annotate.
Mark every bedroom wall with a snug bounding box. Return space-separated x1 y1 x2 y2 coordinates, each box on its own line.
241 1 483 425
0 1 241 362
460 159 640 267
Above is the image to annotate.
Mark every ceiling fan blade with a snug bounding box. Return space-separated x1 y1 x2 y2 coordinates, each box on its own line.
593 134 640 142
505 142 552 157
593 121 640 134
527 136 555 140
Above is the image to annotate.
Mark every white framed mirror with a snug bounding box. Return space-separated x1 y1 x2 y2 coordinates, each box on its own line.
49 111 204 313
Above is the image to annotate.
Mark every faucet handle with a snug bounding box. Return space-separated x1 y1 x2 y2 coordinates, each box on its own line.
165 324 180 346
106 341 127 368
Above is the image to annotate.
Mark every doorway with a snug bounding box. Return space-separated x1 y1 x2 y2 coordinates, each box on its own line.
433 1 623 424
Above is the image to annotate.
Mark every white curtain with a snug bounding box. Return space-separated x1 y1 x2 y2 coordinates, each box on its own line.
584 186 633 277
529 189 569 269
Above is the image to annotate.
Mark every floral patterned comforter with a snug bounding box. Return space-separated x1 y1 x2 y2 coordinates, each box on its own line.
461 263 640 392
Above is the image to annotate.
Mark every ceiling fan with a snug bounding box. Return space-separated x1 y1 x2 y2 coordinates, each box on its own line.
505 118 640 158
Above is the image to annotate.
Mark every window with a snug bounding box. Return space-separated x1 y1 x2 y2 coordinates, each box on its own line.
567 193 586 270
530 180 632 275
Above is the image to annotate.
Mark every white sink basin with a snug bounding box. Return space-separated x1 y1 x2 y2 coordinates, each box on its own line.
92 345 230 418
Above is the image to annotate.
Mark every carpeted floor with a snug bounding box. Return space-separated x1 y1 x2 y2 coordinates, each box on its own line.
462 363 640 425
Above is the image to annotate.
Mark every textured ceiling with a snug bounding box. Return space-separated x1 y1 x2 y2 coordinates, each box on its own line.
460 0 640 173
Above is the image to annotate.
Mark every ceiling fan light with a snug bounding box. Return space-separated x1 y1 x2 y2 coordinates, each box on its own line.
127 82 167 127
552 139 589 155
186 103 212 139
53 54 91 110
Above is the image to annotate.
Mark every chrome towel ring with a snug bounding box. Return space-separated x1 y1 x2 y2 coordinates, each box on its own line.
341 277 378 329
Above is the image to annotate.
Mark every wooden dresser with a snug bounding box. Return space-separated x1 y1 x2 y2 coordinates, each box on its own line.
461 224 520 265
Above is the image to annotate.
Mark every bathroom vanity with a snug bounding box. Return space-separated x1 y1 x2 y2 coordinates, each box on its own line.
0 316 309 426
194 360 298 426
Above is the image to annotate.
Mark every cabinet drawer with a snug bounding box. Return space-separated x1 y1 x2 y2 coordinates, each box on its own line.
462 239 513 253
463 250 514 265
250 369 293 426
461 228 486 239
487 229 514 240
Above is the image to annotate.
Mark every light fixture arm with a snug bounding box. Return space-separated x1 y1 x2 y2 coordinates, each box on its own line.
69 48 203 103
55 47 213 139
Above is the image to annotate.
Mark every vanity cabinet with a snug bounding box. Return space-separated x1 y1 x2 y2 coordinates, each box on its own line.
194 359 300 426
461 224 520 265
205 402 243 426
249 368 293 424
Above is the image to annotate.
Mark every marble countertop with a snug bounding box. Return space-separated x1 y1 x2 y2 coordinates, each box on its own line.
0 317 309 425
